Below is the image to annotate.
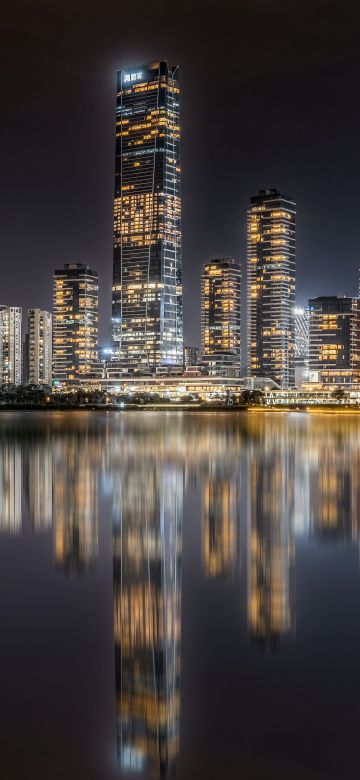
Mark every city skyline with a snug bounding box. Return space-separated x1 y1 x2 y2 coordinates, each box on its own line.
3 2 360 349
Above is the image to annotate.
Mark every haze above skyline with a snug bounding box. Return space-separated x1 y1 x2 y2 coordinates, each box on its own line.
2 0 360 346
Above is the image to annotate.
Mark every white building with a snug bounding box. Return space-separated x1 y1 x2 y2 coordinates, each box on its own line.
28 309 52 385
0 306 22 386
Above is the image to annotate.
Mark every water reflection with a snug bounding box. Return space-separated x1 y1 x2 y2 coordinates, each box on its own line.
53 435 99 574
247 421 295 648
112 459 183 775
1 413 360 776
202 459 240 580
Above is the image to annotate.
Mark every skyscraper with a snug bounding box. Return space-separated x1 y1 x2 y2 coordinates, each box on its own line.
247 189 296 388
112 61 183 371
28 308 52 385
53 263 99 383
201 258 241 376
308 295 360 385
0 306 22 386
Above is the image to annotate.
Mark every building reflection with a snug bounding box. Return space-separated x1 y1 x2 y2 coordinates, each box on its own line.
202 463 240 580
112 458 183 777
309 426 354 542
53 436 99 575
26 442 53 532
0 441 22 534
247 421 295 649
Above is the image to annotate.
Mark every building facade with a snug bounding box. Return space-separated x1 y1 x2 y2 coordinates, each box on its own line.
53 263 99 383
308 295 360 385
184 345 200 368
201 258 241 376
293 306 310 387
112 61 183 372
0 306 22 386
28 309 52 385
247 189 296 388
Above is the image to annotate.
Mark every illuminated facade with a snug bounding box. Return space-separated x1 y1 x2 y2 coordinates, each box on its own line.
113 461 182 775
112 61 183 371
247 189 296 388
0 306 22 386
201 258 241 376
28 308 52 385
53 263 99 383
308 296 360 385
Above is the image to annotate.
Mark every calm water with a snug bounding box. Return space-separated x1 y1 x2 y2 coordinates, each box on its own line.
0 411 360 779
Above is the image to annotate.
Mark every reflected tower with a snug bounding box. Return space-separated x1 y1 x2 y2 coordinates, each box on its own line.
113 460 183 776
0 441 22 534
53 437 99 574
247 424 295 648
202 462 240 580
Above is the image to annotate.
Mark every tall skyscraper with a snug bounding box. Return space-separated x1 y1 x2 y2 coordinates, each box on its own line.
53 263 99 383
201 258 241 376
0 306 22 386
308 295 360 385
247 189 296 388
112 61 183 371
28 308 52 385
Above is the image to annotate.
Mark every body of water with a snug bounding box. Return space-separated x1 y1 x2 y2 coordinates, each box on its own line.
0 411 359 779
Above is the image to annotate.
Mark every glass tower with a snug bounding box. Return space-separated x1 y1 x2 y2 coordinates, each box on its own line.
247 189 296 388
112 61 183 371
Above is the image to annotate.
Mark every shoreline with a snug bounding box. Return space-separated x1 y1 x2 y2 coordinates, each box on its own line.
0 404 360 414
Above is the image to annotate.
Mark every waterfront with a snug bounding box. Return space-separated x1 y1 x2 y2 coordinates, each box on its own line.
0 411 360 779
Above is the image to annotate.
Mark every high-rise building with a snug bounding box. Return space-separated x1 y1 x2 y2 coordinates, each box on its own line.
247 189 296 388
0 306 22 386
308 295 360 385
112 61 183 372
201 258 241 376
53 263 99 383
28 309 52 385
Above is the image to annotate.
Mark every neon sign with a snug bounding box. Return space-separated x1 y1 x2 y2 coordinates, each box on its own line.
123 71 143 84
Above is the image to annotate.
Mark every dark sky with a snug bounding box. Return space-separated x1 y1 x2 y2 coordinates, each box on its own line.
2 0 360 346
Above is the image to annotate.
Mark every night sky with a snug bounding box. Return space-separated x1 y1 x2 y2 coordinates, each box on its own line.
2 0 360 347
